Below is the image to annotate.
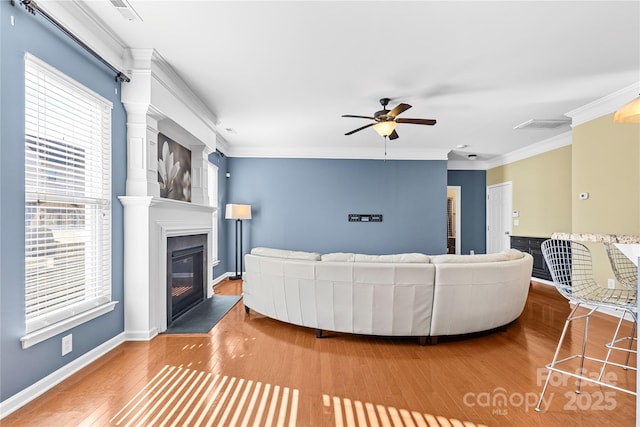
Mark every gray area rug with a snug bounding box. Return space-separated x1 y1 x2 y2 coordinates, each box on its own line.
164 295 241 334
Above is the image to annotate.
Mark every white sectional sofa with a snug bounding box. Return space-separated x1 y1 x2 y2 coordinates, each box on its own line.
243 247 533 343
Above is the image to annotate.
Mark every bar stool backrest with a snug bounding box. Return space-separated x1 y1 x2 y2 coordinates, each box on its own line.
541 239 597 302
605 243 638 290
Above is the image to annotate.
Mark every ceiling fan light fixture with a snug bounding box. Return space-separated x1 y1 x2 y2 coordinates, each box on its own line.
373 121 397 137
614 95 640 123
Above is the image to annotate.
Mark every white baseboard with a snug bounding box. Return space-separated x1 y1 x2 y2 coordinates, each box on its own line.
531 277 554 286
212 272 232 287
124 328 158 341
212 272 247 290
1 271 242 419
0 332 126 419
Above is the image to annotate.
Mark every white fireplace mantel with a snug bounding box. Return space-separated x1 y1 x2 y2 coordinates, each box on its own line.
120 196 215 340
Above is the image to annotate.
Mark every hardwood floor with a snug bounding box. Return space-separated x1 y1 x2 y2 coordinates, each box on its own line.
3 280 636 426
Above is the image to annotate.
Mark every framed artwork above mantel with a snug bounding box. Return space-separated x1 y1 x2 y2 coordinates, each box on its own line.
157 132 192 202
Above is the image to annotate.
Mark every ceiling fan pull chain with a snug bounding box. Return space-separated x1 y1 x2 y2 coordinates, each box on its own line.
384 136 387 161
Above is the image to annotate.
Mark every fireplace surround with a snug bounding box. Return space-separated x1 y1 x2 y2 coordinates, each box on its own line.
119 196 214 339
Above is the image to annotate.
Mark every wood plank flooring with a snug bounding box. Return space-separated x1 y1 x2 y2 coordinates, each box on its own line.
2 280 636 426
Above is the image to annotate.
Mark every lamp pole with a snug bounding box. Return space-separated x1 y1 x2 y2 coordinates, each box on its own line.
231 218 243 280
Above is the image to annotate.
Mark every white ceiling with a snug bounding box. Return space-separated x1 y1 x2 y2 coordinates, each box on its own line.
67 1 640 162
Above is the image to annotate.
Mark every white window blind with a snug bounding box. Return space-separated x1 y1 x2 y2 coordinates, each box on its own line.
24 54 113 334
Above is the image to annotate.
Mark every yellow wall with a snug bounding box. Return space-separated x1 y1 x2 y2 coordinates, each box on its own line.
572 113 640 285
487 145 572 237
572 113 640 235
488 114 639 287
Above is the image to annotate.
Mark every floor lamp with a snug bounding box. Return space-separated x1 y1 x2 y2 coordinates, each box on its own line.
225 204 252 280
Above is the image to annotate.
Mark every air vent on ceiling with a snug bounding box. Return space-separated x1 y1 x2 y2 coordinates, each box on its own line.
109 0 142 22
513 118 571 130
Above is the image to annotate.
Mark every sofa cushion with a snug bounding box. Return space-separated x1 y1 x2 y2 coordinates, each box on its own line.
251 247 321 261
503 248 525 260
321 252 356 262
354 253 431 263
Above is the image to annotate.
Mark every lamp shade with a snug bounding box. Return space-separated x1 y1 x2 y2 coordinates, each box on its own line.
225 204 252 220
614 95 640 123
373 120 397 137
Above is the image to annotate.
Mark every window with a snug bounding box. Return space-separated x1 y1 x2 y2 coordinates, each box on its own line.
208 163 219 263
22 54 115 348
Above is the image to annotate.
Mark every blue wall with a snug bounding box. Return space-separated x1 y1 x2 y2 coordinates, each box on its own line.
0 2 126 401
447 170 487 254
225 158 448 260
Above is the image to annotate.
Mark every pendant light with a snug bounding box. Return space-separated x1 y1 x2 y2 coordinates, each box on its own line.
614 94 640 123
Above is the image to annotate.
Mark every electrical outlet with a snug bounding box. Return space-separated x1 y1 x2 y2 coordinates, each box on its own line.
607 278 616 289
62 334 72 356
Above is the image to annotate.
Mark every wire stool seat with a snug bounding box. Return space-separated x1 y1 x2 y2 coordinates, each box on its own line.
535 239 637 412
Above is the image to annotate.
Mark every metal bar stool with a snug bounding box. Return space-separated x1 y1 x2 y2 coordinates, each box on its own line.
535 239 637 412
600 243 638 374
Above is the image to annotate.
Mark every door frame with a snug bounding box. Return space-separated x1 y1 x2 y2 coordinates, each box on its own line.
447 186 462 254
486 181 513 253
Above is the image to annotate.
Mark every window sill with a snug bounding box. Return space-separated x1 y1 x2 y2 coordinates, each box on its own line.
21 301 118 350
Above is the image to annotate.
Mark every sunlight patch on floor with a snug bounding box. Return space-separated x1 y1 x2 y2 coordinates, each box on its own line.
110 365 298 427
323 393 488 427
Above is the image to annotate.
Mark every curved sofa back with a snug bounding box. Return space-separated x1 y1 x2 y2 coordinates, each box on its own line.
429 254 533 336
244 255 435 336
243 249 533 338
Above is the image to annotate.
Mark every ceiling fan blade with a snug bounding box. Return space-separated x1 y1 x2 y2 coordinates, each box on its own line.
342 114 376 120
388 103 412 118
396 118 437 125
345 122 375 135
388 130 399 140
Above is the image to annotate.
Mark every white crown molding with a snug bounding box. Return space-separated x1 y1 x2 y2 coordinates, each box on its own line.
216 134 232 156
566 82 639 127
483 131 572 170
225 145 450 161
447 160 491 170
34 0 127 73
33 2 220 152
122 48 219 152
148 50 219 128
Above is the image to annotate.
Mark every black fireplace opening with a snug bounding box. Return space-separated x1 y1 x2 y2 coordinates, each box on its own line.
167 234 207 324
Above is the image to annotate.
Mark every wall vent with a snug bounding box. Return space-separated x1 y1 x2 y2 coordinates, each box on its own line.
513 118 571 130
109 0 142 22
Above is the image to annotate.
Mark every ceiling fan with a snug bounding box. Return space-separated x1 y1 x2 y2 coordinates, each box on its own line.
342 98 436 140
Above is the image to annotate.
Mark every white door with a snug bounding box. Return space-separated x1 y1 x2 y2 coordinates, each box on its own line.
487 182 512 253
